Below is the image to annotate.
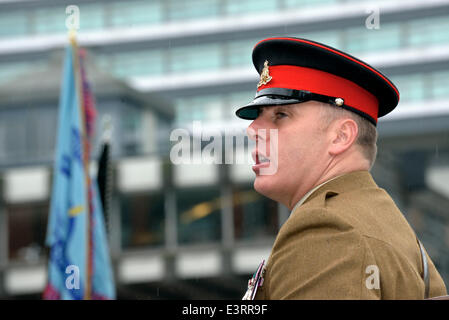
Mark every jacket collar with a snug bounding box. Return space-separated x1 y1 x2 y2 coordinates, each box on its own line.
292 170 378 213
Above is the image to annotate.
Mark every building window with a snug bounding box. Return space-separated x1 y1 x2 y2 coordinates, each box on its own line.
432 70 449 100
344 23 401 54
0 11 28 39
391 73 426 103
284 0 337 9
232 184 278 240
34 7 66 35
177 186 222 244
167 0 220 21
408 16 449 47
294 30 341 49
170 43 223 73
8 202 49 262
113 50 165 77
77 3 106 31
225 0 278 15
108 1 163 28
121 107 142 156
175 95 225 124
226 39 257 68
120 191 165 248
224 91 255 120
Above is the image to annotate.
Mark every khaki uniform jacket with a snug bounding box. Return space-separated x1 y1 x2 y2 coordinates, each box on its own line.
255 170 447 299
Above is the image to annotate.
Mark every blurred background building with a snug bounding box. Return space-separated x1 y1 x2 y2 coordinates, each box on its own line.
0 0 449 299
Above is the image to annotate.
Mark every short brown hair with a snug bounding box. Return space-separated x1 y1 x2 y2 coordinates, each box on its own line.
319 103 378 168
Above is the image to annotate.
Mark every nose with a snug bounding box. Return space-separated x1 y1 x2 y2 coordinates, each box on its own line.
246 111 267 141
247 114 271 141
247 121 258 141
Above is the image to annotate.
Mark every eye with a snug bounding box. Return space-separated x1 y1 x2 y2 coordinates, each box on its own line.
275 111 288 119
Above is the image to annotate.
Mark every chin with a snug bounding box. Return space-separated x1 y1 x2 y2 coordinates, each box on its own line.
253 174 282 202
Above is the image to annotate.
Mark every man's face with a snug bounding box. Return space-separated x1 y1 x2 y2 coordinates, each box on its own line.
247 101 330 207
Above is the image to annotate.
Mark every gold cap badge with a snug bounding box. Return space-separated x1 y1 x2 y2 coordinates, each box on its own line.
257 60 272 88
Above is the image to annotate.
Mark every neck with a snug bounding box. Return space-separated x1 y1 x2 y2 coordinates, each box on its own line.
286 152 370 210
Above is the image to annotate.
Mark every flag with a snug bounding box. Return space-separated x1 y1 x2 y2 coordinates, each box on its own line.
79 49 115 300
43 41 87 300
43 35 115 300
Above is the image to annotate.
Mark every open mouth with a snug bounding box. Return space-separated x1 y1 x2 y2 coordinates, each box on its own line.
257 154 270 164
252 150 271 173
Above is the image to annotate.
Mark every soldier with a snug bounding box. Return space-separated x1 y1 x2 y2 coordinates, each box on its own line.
236 37 447 299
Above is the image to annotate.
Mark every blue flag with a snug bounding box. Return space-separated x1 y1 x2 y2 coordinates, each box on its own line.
44 41 115 300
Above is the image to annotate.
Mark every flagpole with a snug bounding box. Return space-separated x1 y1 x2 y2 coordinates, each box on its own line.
70 28 92 300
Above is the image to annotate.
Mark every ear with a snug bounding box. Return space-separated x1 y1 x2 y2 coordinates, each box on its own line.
328 118 359 156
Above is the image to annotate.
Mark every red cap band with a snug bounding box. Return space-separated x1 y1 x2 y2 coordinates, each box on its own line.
257 65 380 122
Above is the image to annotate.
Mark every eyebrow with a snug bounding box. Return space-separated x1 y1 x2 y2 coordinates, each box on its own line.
260 105 294 115
275 105 291 113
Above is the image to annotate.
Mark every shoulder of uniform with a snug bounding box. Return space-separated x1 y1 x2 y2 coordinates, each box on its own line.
268 205 372 298
298 184 393 235
300 170 381 209
283 204 359 239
